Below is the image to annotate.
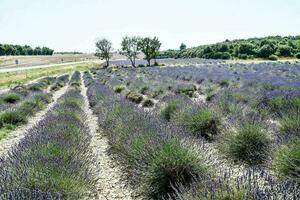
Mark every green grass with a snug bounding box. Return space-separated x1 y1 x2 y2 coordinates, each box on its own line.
0 111 27 128
273 139 300 183
0 63 94 89
145 139 209 199
3 93 21 103
224 123 270 165
113 84 126 93
160 100 180 121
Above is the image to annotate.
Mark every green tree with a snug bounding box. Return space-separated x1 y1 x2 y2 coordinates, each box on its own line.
95 38 113 68
277 45 292 57
120 36 141 67
180 43 187 51
138 37 161 66
258 44 275 58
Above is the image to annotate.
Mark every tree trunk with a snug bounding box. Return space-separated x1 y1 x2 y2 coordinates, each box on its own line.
147 59 151 66
106 58 109 68
130 58 135 67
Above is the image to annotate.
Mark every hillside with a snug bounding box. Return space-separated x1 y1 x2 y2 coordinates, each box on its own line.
159 35 300 60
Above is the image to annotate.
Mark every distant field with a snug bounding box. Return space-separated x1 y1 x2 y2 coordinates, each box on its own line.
0 54 97 69
0 62 98 88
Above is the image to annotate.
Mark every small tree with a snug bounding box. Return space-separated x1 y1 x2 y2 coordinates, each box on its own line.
120 36 141 67
180 43 187 51
138 37 161 66
95 38 113 68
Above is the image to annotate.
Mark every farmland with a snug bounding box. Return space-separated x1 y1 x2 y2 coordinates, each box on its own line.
0 58 299 199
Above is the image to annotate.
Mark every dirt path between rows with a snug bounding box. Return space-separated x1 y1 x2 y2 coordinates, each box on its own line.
80 75 139 200
0 85 68 158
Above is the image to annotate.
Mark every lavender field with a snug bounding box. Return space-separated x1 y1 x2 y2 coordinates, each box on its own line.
0 59 299 199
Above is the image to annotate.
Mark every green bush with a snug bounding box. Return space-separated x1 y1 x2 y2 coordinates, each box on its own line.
3 93 21 103
189 109 220 140
219 80 230 87
225 123 269 165
273 140 300 183
269 54 278 61
145 139 208 199
0 111 27 127
28 84 42 91
113 85 126 93
160 100 180 121
175 84 197 97
280 115 300 135
296 52 300 59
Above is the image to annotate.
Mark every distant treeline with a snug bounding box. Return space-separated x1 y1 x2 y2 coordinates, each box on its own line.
0 44 54 56
54 52 83 55
159 36 300 60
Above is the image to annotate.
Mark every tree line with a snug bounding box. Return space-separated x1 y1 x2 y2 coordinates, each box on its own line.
95 36 161 67
159 36 300 60
0 44 54 56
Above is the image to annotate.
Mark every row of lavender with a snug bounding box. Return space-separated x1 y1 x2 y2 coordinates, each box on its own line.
0 72 96 199
84 71 299 199
0 74 70 141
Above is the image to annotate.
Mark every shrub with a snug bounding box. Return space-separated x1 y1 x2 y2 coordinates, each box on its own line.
28 84 42 91
219 80 230 87
0 111 27 127
145 139 208 199
296 52 300 59
113 85 126 93
173 107 220 140
175 84 197 97
3 93 21 103
225 123 269 165
273 140 300 183
187 109 220 140
280 114 300 135
138 64 145 67
269 54 278 61
160 100 180 121
126 91 143 104
142 99 154 108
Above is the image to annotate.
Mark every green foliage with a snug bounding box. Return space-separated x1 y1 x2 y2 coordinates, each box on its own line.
225 123 269 165
187 109 220 140
158 35 300 60
173 107 220 140
160 100 180 121
95 38 113 67
269 54 278 61
296 52 300 59
219 80 230 87
0 111 27 127
0 44 53 56
138 37 161 66
113 85 126 93
120 36 141 67
3 93 21 103
280 114 300 135
175 84 197 97
145 139 208 199
180 43 187 50
273 140 300 183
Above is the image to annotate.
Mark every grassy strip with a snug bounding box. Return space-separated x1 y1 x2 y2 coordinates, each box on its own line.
0 79 95 199
0 63 95 88
0 93 52 140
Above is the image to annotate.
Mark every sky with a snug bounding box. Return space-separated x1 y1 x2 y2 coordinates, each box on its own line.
0 0 299 53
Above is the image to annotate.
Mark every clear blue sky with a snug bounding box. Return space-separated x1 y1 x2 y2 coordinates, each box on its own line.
0 0 299 52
